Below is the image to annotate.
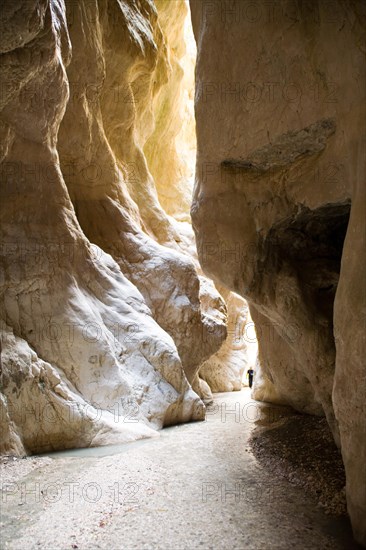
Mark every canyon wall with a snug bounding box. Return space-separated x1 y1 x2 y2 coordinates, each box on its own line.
199 288 249 392
0 0 229 455
190 0 365 544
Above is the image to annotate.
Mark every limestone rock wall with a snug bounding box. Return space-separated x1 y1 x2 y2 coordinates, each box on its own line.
0 0 226 454
144 0 196 221
199 289 248 393
190 0 366 544
58 0 226 385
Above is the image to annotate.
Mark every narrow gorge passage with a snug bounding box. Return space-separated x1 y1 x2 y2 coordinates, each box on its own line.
1 391 359 550
1 0 365 548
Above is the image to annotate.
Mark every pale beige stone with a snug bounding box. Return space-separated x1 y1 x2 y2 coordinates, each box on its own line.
144 0 196 222
190 0 366 543
200 289 249 393
58 0 226 386
0 0 223 454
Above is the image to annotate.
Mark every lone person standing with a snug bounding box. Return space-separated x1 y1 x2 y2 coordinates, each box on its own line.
247 368 254 388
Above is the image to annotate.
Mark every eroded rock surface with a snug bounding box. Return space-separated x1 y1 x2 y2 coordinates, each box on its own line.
199 289 249 393
0 0 227 454
190 0 366 544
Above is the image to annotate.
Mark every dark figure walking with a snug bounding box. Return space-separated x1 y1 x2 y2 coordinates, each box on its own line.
247 368 254 388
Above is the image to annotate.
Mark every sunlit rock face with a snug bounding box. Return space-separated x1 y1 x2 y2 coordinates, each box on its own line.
0 0 227 454
199 289 248 393
144 0 197 222
57 0 226 385
190 0 365 544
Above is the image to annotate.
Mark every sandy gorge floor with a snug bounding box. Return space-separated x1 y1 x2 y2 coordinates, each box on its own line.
0 390 361 550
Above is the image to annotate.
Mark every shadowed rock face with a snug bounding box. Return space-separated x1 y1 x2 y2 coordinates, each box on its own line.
190 0 365 544
0 0 228 455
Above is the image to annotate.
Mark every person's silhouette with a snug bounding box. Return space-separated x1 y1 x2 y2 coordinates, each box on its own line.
247 368 254 388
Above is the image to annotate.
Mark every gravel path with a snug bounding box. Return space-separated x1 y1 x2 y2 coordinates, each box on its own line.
0 391 361 550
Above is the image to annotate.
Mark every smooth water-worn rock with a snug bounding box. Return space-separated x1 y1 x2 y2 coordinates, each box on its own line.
190 0 366 544
0 0 227 454
200 289 249 393
58 0 227 384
